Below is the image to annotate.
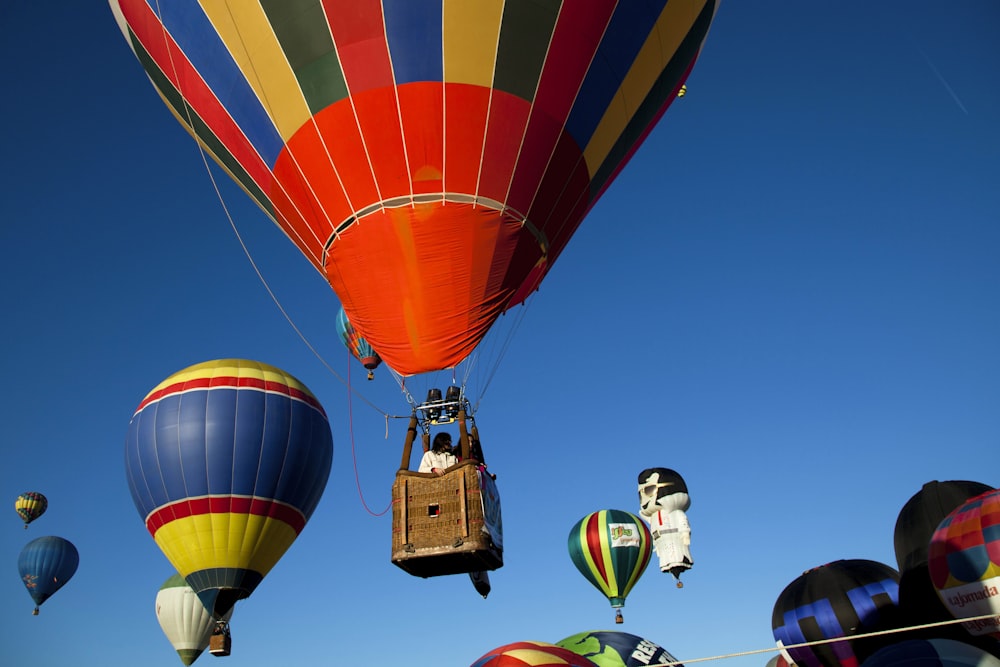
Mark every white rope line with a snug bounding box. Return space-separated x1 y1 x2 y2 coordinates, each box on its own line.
644 613 1000 666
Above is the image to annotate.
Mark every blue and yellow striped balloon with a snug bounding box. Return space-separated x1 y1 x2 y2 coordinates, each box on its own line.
568 509 652 622
125 359 333 619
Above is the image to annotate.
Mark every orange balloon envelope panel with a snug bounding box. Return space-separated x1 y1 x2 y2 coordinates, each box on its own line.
928 488 1000 640
471 641 598 667
124 359 333 619
108 0 719 375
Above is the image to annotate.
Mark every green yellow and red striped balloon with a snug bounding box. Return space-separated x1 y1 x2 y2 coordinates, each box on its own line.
567 509 652 623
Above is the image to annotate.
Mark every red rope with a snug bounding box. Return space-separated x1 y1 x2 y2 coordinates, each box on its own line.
346 352 392 516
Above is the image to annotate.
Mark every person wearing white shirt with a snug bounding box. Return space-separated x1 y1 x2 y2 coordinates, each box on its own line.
418 432 457 475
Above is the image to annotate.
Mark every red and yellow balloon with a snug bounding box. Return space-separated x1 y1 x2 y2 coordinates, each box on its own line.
109 0 718 376
471 641 598 667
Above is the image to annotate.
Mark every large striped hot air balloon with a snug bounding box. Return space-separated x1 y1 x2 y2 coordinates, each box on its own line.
108 0 719 377
156 574 234 666
928 488 1000 640
568 509 653 624
17 535 79 615
124 359 333 620
15 491 48 528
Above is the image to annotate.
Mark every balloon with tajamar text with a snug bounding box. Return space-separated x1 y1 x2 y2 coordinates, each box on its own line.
929 487 1000 641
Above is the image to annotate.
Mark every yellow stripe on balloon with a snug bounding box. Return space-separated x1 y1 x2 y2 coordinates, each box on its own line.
583 0 707 174
141 359 317 402
197 0 311 143
577 511 617 598
443 0 504 87
504 648 571 665
154 513 297 578
597 511 620 597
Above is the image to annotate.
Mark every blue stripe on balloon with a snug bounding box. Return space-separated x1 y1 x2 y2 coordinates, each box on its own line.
563 1 666 148
383 0 443 84
149 0 284 166
845 578 899 621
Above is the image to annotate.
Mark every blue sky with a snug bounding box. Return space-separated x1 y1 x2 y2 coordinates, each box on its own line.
2 2 998 666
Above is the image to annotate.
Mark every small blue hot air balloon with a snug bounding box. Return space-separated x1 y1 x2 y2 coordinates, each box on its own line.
335 306 382 380
18 536 79 615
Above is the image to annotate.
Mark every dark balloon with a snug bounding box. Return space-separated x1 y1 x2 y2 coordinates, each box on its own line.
893 481 997 650
772 559 902 667
17 536 79 614
894 481 992 574
859 639 1000 667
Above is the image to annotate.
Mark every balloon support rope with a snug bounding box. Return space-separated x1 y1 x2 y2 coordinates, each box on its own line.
643 612 1000 666
345 351 392 517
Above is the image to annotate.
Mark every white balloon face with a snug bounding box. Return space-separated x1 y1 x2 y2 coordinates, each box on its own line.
638 470 690 516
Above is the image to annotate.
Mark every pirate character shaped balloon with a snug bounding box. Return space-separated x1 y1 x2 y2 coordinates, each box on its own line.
637 468 692 587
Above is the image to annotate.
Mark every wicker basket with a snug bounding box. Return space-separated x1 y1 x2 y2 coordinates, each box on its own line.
209 633 231 656
391 460 502 577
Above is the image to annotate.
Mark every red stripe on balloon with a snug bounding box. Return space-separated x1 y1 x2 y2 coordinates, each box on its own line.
114 0 273 191
146 496 307 537
136 376 325 416
585 512 609 584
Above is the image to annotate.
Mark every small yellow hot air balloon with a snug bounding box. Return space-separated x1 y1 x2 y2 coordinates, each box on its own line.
15 492 47 528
